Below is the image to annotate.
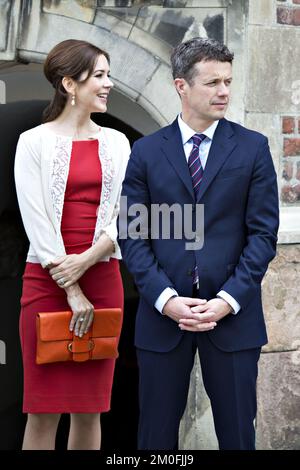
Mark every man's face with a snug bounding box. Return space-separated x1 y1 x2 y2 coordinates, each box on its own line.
178 60 232 124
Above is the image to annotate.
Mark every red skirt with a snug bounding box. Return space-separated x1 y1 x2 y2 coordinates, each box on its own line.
20 259 123 413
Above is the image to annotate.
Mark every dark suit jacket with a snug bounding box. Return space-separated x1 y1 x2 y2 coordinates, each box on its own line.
118 118 279 353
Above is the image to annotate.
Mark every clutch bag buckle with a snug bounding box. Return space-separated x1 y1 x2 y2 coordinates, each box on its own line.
68 339 95 353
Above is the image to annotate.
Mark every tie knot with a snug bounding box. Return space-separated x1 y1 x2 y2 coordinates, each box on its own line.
192 133 206 147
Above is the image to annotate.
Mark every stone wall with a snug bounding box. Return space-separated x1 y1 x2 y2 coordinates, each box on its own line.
181 0 300 450
256 245 300 449
246 1 300 449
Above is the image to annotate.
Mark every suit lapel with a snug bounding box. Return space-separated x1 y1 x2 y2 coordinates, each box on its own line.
160 118 237 202
196 118 237 201
161 119 195 200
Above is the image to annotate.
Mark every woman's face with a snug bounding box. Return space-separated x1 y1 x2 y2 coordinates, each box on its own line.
75 54 114 113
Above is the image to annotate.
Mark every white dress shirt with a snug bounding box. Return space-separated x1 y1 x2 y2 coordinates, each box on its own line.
154 115 241 315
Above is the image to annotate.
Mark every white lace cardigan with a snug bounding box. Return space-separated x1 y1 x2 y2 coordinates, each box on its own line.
14 124 130 268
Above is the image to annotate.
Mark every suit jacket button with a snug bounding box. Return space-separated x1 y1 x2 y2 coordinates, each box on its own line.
187 269 193 276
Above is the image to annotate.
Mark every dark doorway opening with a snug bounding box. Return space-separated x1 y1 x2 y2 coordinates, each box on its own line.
0 101 141 450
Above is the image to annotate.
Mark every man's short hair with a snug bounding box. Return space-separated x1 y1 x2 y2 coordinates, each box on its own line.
170 37 234 84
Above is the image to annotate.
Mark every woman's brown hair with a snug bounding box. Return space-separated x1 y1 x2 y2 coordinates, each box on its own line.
42 39 110 123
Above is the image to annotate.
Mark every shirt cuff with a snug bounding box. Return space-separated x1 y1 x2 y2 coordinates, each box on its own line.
217 290 241 315
155 287 178 314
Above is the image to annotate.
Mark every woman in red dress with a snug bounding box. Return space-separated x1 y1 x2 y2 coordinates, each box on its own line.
14 40 130 449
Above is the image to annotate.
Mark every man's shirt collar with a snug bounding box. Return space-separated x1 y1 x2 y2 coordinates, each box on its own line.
177 114 219 145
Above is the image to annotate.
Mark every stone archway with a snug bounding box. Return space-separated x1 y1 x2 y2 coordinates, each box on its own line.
2 0 179 127
1 0 248 127
0 61 160 135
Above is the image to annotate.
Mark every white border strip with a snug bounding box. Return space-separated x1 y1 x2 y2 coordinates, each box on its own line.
278 207 300 244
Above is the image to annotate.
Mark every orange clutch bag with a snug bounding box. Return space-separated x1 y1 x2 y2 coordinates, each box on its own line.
36 308 122 365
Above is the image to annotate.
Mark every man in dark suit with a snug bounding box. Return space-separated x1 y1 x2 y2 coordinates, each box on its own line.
118 38 279 450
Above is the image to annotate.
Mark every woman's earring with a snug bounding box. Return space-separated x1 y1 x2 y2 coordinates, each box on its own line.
71 94 76 106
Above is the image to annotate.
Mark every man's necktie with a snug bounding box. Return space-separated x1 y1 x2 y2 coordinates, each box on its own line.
188 133 206 287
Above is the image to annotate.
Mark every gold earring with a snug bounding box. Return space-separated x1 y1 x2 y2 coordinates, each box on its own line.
71 94 75 106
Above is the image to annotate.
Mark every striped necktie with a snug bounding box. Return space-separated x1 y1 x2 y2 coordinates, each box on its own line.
188 133 206 286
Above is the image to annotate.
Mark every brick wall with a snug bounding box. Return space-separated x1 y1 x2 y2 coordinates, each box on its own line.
276 1 300 204
277 0 300 25
281 116 300 203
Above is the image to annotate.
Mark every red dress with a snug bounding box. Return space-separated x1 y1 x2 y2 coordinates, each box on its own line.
20 139 123 413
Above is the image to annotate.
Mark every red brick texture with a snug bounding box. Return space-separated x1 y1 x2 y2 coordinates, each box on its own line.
281 116 300 203
284 138 300 156
282 117 295 134
277 6 300 25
